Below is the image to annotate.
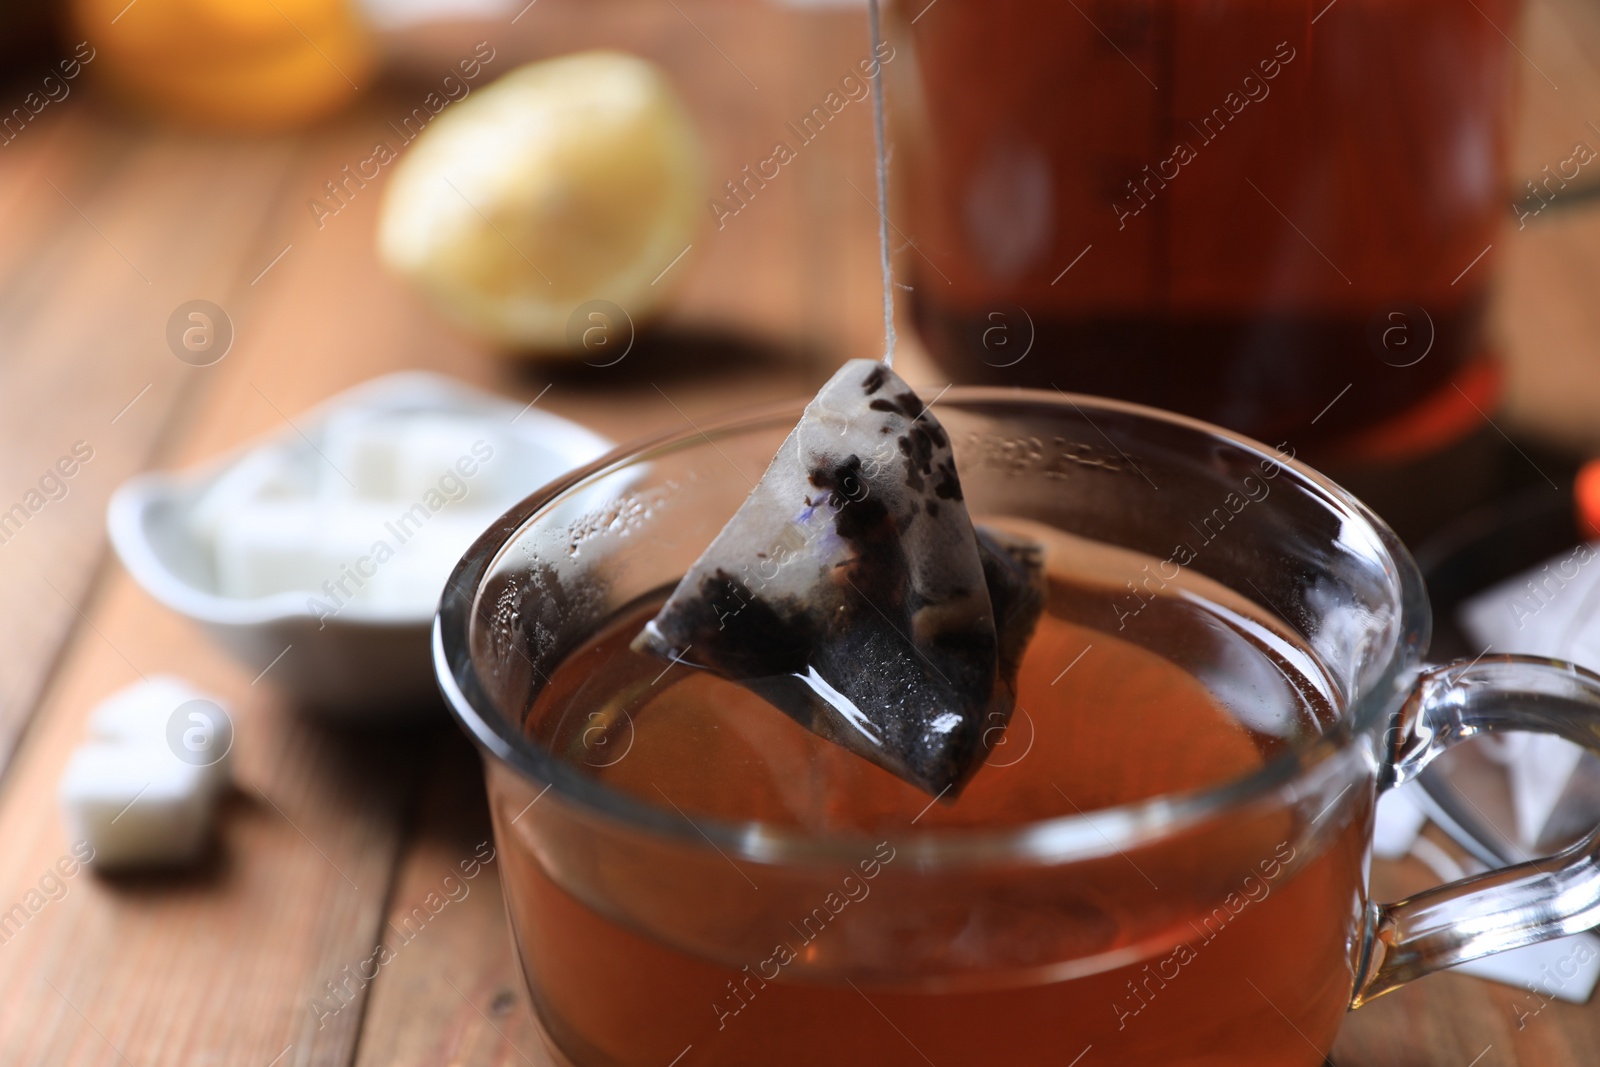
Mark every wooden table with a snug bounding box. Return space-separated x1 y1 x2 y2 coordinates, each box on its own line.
0 1 1598 1064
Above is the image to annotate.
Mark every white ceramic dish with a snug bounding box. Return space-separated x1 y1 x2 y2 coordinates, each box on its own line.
108 372 615 718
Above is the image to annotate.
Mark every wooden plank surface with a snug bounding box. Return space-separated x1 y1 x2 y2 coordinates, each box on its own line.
0 0 1595 1064
350 731 553 1067
0 104 302 777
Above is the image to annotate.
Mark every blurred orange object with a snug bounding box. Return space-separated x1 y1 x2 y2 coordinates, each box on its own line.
1577 459 1600 540
70 0 374 130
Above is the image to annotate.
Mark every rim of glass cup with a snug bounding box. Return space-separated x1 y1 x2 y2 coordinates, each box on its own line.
434 387 1430 869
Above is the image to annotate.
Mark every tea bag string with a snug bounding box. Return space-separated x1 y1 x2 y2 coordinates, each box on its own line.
867 0 897 369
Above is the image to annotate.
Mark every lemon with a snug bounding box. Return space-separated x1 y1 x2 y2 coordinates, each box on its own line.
71 0 372 130
377 51 705 354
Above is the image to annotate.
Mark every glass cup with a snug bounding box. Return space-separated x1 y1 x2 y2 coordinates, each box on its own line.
435 389 1600 1066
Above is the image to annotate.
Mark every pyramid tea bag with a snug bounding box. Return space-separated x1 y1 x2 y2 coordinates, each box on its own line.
634 359 1044 795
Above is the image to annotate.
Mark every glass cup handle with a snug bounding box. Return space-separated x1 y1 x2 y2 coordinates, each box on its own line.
1351 654 1600 1007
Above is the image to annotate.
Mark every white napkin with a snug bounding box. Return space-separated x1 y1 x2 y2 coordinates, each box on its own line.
1373 780 1429 859
1372 780 1600 1003
1360 541 1600 1003
1455 935 1600 1006
1457 541 1600 848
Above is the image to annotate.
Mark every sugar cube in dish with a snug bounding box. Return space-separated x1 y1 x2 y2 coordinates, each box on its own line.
210 499 393 602
323 409 516 508
393 416 516 505
185 443 302 547
321 409 411 499
202 410 522 616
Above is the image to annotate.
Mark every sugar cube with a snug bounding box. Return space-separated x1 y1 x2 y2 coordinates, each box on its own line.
321 409 410 499
59 742 214 869
87 673 233 793
186 444 302 546
392 416 515 506
211 500 392 601
59 678 233 870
